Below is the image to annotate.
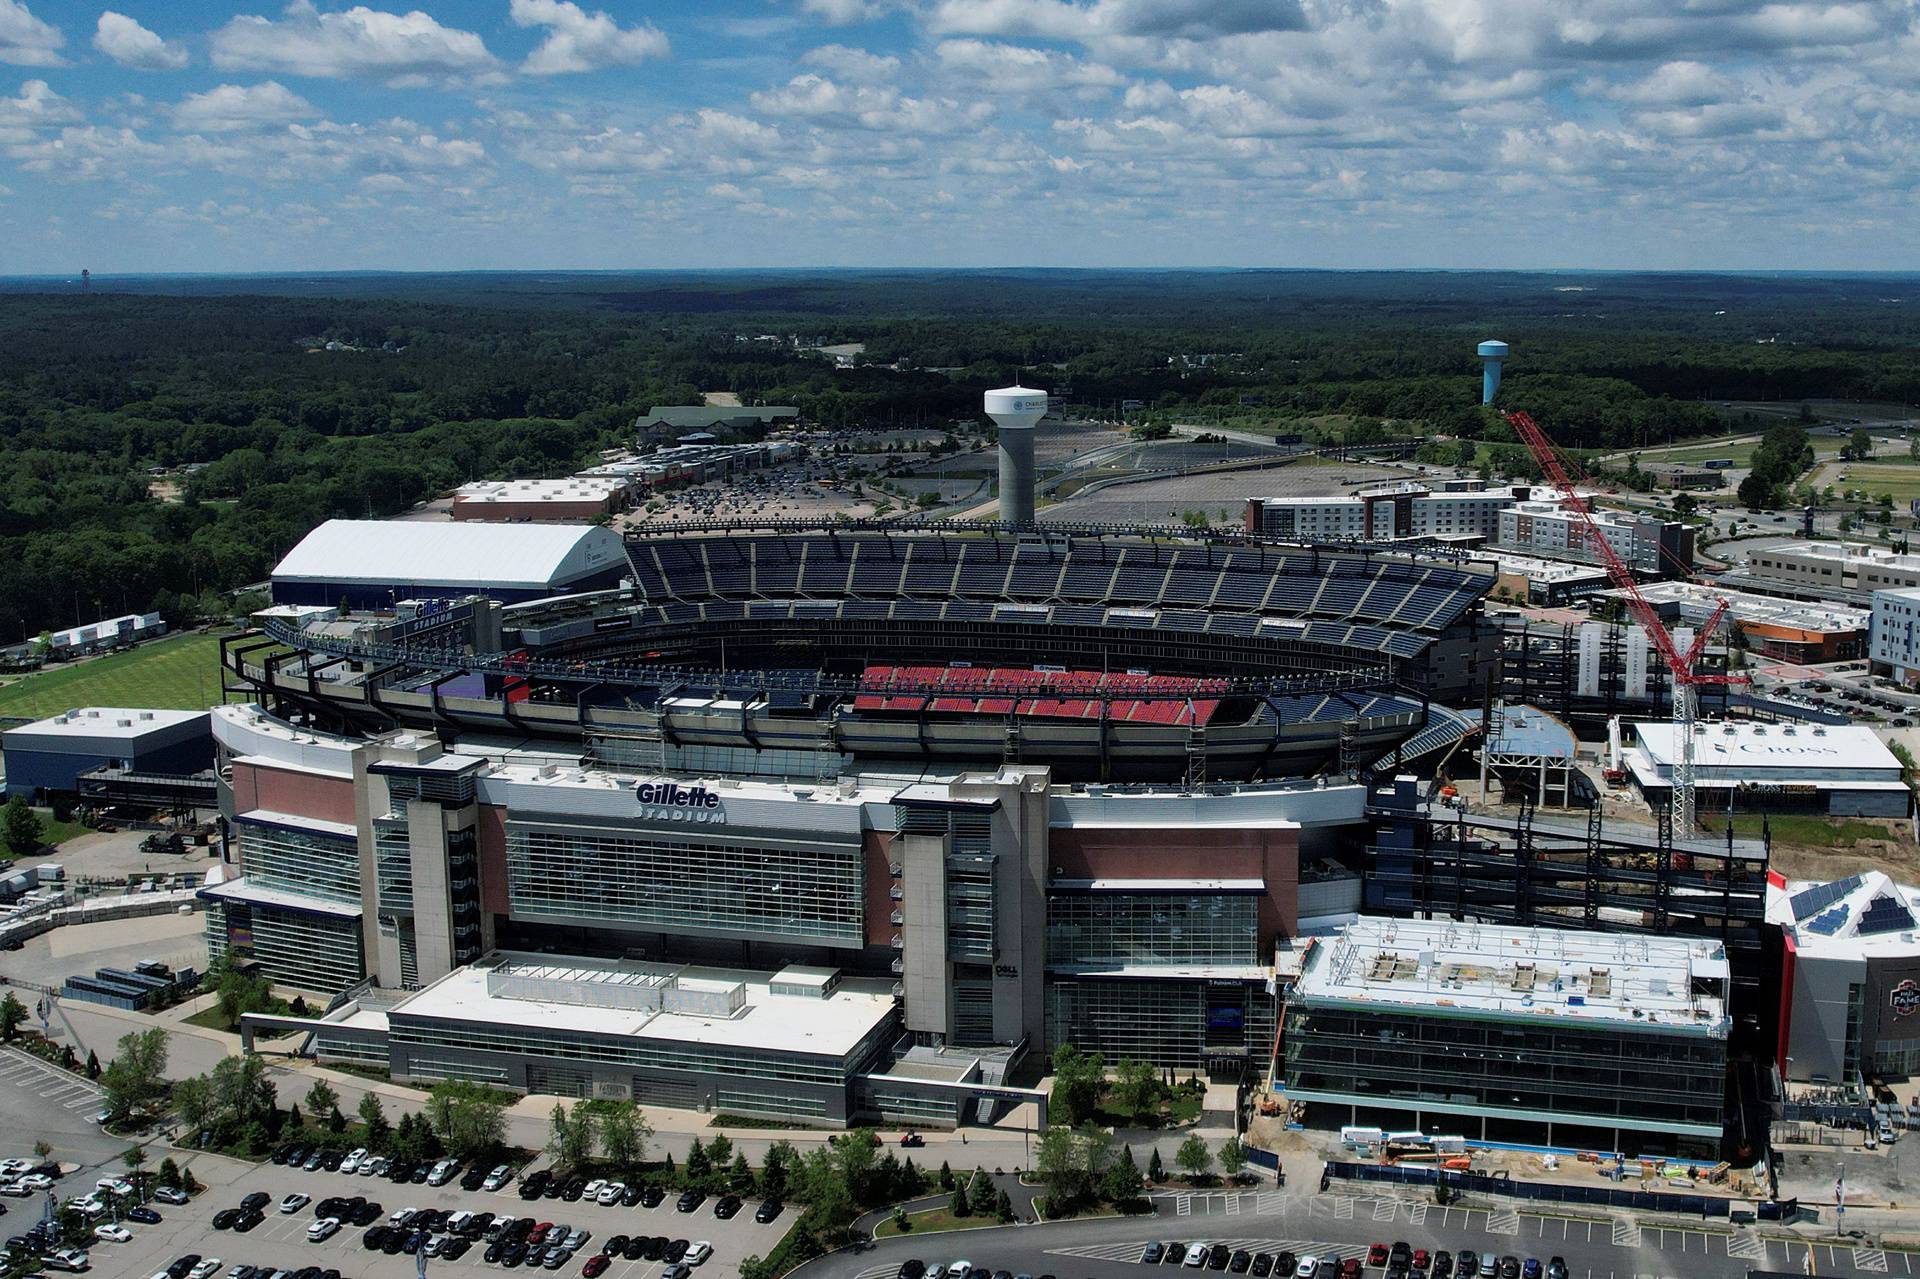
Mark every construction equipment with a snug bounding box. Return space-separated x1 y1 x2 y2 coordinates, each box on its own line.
1505 410 1747 833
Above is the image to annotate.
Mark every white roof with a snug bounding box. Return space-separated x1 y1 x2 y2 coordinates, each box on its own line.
5 707 206 741
390 950 895 1059
453 477 628 504
1295 916 1729 1036
272 519 625 591
1767 872 1920 961
1626 720 1903 782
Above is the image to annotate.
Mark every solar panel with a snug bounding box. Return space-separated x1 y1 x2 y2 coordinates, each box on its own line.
1790 874 1864 922
1857 895 1918 936
1805 905 1851 936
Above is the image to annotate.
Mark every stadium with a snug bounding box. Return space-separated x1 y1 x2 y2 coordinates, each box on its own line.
228 520 1497 785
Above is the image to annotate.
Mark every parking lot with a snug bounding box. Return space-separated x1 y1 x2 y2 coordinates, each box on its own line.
89 1157 796 1279
0 1047 123 1172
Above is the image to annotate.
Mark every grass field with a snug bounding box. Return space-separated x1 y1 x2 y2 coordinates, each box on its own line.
1810 461 1920 502
1632 435 1849 468
874 1207 1001 1238
0 631 230 719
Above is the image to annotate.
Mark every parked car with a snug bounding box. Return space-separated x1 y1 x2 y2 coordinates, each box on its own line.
307 1219 340 1243
754 1200 782 1224
93 1224 131 1244
687 1241 713 1266
279 1193 309 1214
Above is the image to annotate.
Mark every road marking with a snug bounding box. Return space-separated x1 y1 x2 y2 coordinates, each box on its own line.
1226 1195 1242 1216
1334 1198 1353 1221
1857 1246 1889 1273
1610 1219 1641 1248
1257 1193 1284 1214
1725 1230 1766 1261
1047 1243 1152 1263
1485 1208 1521 1236
1372 1199 1397 1222
1409 1204 1428 1227
1177 1195 1193 1217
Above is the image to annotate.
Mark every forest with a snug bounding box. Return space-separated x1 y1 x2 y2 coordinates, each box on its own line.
1 268 1916 641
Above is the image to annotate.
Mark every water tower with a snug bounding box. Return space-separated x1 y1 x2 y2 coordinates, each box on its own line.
1477 339 1509 404
985 384 1048 525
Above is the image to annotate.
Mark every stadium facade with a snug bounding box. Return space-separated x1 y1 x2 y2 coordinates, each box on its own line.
209 519 1777 1145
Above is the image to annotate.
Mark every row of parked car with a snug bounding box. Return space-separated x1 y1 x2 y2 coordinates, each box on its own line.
270 1142 489 1190
150 1257 341 1279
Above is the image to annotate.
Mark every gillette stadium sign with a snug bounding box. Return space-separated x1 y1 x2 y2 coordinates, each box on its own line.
634 781 726 824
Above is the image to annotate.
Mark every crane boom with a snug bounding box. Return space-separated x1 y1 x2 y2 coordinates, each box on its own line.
1503 410 1744 833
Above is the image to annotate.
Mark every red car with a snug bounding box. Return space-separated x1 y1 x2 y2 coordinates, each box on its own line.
900 1133 925 1147
1339 1262 1361 1279
529 1223 553 1245
1368 1246 1390 1268
1413 1253 1430 1271
583 1255 611 1278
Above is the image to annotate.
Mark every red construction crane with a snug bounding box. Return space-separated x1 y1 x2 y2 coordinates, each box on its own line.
1504 409 1745 832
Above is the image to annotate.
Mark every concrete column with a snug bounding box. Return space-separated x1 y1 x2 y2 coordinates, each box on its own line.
902 832 950 1039
998 427 1036 525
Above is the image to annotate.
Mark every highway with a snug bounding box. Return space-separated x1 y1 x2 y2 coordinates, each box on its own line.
796 1186 1902 1279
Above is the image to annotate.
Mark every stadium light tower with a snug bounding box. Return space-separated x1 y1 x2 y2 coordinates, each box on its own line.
1477 339 1509 404
985 384 1049 525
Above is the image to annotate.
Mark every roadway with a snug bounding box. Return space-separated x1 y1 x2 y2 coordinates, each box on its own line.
797 1186 1904 1279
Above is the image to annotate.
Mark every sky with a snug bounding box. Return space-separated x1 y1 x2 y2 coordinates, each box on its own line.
1 0 1918 274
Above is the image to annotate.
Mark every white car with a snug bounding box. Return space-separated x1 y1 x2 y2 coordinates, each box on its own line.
279 1192 309 1214
0 1158 29 1175
687 1241 713 1266
339 1148 366 1174
151 1186 188 1204
482 1165 512 1191
19 1173 52 1191
583 1179 606 1199
948 1263 972 1278
43 1247 90 1272
0 1179 28 1197
1185 1245 1208 1268
307 1217 341 1242
1295 1258 1319 1279
69 1196 106 1219
93 1224 131 1243
188 1260 221 1279
389 1206 415 1224
595 1182 625 1205
361 1157 388 1178
95 1178 134 1198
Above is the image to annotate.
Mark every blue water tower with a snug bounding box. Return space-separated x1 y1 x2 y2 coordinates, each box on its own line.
1477 340 1509 404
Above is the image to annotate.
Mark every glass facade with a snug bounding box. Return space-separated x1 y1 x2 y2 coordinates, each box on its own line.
1283 1004 1727 1134
947 857 997 962
1046 977 1274 1069
1047 893 1259 968
374 819 413 913
217 899 366 995
504 820 864 947
239 819 361 905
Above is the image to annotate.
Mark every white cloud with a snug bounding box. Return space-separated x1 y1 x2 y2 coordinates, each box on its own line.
801 43 899 83
802 0 891 25
926 0 1307 42
172 82 316 133
509 0 668 76
932 39 1122 94
0 0 63 67
94 12 186 71
210 2 498 83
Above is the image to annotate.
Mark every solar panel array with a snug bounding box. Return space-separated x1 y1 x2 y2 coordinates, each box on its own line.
1789 874 1864 922
1857 894 1918 936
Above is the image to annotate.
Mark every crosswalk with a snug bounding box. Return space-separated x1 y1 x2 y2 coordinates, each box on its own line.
1724 1231 1766 1261
1856 1246 1890 1273
1484 1209 1520 1237
0 1048 103 1111
1610 1219 1641 1248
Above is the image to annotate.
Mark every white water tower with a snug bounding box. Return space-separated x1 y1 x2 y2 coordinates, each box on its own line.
985 384 1048 525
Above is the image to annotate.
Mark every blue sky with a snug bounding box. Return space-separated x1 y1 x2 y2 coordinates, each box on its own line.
1 0 1917 273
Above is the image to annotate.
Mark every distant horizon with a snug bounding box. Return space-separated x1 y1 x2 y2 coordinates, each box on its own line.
9 265 1920 280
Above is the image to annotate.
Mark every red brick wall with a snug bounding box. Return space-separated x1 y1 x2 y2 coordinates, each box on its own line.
477 804 510 916
1048 825 1300 940
230 761 356 826
864 831 898 947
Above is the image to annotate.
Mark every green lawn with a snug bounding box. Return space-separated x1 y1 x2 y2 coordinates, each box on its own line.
0 631 230 719
1634 436 1847 467
1815 462 1920 502
874 1206 1000 1238
1721 814 1898 848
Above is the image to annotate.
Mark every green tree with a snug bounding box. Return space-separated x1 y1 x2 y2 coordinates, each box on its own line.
0 992 24 1041
425 1081 509 1161
951 1187 969 1218
547 1102 592 1171
685 1138 713 1188
1049 1043 1106 1127
84 1050 100 1080
2 797 43 856
598 1101 651 1172
969 1166 997 1215
937 1160 953 1190
303 1078 339 1122
100 1028 170 1119
1175 1133 1213 1181
1034 1126 1090 1212
760 1141 795 1202
1217 1137 1246 1183
1849 428 1873 460
1111 1057 1158 1124
994 1187 1013 1223
171 1074 214 1133
357 1092 391 1152
1101 1146 1144 1205
1148 1146 1165 1182
729 1152 754 1193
